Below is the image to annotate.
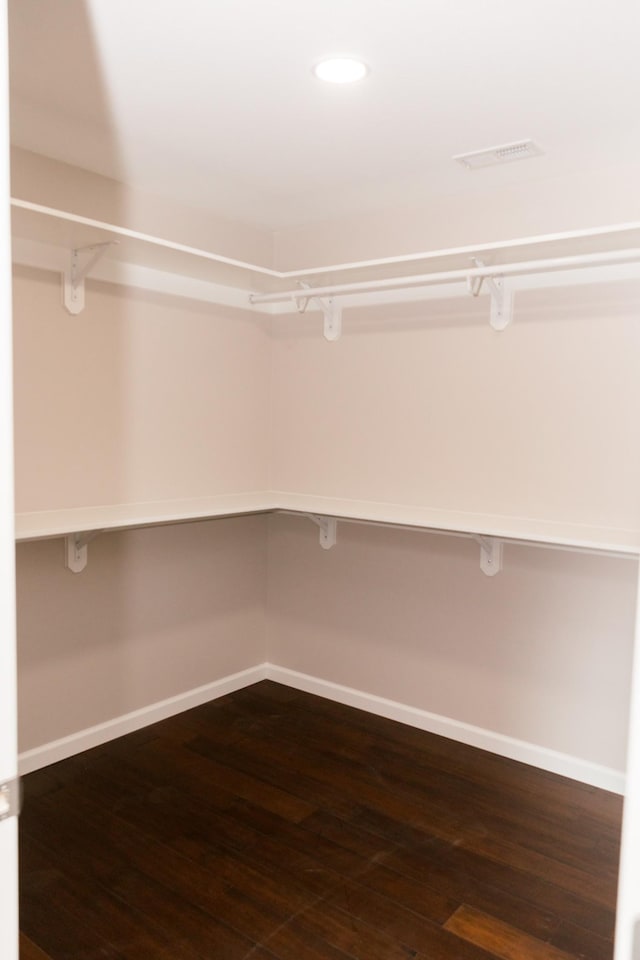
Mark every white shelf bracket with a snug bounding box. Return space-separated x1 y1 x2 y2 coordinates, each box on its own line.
307 514 338 549
320 297 342 341
468 259 513 331
476 536 503 576
65 529 103 573
486 275 512 331
64 241 118 315
294 282 342 341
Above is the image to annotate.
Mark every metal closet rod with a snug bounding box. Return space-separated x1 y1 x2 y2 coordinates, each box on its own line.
249 247 640 305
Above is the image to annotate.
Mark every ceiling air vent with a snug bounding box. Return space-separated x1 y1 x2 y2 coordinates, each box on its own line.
454 140 544 170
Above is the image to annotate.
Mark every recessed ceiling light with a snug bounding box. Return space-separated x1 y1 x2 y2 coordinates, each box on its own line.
313 57 369 84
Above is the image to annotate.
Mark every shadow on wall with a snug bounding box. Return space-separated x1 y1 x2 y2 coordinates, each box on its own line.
16 516 269 755
10 0 130 507
10 1 137 758
9 1 126 190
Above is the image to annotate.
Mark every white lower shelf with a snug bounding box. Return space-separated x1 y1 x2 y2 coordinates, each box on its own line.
270 491 640 555
14 492 272 541
14 489 640 556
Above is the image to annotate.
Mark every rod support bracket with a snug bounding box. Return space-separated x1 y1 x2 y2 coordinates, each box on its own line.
468 259 513 331
307 514 338 549
65 530 103 573
476 536 503 576
294 282 342 341
487 275 512 331
64 241 118 315
320 297 342 341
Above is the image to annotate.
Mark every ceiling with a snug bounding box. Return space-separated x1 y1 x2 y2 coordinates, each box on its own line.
8 0 640 231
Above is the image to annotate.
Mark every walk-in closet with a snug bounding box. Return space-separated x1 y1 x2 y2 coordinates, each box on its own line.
2 2 640 958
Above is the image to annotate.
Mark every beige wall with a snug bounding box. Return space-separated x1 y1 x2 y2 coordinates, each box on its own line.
269 282 640 530
273 160 640 270
17 516 268 752
266 515 637 771
13 266 270 512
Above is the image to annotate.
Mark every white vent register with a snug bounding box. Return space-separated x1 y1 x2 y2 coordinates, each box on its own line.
454 139 544 169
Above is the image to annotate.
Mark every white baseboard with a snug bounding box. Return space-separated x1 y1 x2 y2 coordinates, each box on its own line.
265 663 626 795
19 660 626 795
18 664 268 775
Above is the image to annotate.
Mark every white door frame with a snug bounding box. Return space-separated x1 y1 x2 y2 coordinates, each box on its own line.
0 0 19 957
615 562 640 959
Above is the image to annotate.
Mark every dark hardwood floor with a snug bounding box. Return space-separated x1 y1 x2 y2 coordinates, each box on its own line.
19 681 622 960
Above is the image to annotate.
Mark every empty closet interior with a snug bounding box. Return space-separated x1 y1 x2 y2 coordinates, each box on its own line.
8 1 640 957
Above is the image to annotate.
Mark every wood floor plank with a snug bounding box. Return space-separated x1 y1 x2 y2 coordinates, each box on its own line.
551 919 615 960
22 792 293 948
323 875 463 943
234 688 620 868
445 905 578 960
380 839 616 939
102 733 317 824
188 730 473 844
359 860 561 944
292 901 498 960
252 915 363 960
300 808 400 861
185 732 367 822
256 684 621 827
19 681 619 960
19 933 54 960
20 837 182 960
201 690 619 889
48 758 366 904
461 832 618 907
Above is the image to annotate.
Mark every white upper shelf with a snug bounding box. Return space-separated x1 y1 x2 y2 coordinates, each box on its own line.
15 491 640 557
10 199 276 293
11 198 640 302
